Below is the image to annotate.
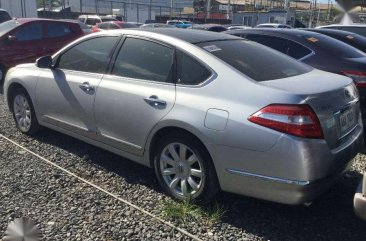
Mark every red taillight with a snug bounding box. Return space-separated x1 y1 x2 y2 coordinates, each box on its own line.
248 104 324 139
342 70 366 88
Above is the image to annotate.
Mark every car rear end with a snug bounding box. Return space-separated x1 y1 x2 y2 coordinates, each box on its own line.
194 38 363 204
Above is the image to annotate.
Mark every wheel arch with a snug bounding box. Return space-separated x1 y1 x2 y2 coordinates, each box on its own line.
146 124 211 169
6 82 27 112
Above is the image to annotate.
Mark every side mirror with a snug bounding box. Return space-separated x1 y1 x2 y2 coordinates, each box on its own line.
8 35 17 42
36 56 53 68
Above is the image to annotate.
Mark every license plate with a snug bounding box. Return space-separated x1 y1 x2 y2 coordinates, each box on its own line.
339 107 356 134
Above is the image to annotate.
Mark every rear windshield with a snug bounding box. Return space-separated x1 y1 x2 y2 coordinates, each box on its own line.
196 40 312 82
299 32 365 58
0 20 19 36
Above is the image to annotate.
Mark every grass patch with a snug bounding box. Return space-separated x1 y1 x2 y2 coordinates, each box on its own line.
159 199 226 225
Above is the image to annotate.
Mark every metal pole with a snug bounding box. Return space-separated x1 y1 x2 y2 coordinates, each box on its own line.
170 0 173 19
149 0 152 20
316 2 320 27
207 0 211 20
227 0 231 20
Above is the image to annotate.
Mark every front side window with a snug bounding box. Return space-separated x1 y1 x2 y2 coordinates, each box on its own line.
14 23 43 41
57 36 118 73
177 50 211 85
47 23 71 38
112 38 174 83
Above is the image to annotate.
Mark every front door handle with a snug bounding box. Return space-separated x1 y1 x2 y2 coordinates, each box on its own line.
144 95 167 109
79 82 94 92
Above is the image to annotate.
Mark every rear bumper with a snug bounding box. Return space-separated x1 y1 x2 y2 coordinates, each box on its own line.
208 124 363 205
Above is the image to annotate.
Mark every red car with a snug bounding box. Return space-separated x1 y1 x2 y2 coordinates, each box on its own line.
0 18 83 82
92 21 137 32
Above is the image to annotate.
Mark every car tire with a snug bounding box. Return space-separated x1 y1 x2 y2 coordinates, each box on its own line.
154 131 219 202
11 88 40 135
0 64 6 84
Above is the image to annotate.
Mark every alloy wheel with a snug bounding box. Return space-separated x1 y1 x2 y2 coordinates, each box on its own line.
159 143 204 198
13 94 32 132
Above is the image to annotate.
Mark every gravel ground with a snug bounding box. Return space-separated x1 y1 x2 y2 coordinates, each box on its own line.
1 88 366 241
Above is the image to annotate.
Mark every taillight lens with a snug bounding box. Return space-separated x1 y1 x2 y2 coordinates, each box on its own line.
248 104 324 139
342 70 366 88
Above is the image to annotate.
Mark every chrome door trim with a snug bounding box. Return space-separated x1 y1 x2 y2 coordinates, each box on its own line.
98 133 143 156
42 115 96 139
226 168 311 186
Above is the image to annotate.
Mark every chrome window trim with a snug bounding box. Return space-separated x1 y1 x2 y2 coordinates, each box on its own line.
226 168 311 186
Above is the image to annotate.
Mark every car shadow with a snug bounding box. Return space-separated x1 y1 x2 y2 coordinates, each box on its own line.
29 128 366 241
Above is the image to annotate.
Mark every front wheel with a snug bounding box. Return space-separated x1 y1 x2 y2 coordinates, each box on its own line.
11 88 40 135
154 133 219 202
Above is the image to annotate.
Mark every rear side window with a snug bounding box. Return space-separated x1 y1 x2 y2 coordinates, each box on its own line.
246 35 288 54
0 11 11 23
287 40 312 59
177 50 211 85
57 36 118 73
197 40 312 82
112 38 174 83
98 23 109 29
47 23 71 38
14 23 43 41
109 23 120 29
85 18 99 26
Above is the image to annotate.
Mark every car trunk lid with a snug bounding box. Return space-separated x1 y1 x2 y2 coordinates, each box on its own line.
261 69 360 149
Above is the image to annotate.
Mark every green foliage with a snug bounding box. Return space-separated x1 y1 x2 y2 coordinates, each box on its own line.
159 199 226 226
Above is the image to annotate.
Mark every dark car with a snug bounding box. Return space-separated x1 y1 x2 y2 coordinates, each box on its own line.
303 28 366 54
0 18 83 83
0 9 11 24
318 24 366 38
192 24 227 32
225 29 366 120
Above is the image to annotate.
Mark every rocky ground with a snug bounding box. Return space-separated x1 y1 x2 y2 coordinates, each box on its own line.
0 88 365 241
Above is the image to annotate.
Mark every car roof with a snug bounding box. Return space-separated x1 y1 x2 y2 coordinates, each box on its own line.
305 28 364 37
11 18 76 25
319 24 366 28
226 28 320 38
136 28 240 44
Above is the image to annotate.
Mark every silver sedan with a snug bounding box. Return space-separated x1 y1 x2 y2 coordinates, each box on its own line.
4 29 364 204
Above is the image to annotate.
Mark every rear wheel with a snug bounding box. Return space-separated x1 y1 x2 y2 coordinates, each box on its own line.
11 88 40 135
154 132 219 202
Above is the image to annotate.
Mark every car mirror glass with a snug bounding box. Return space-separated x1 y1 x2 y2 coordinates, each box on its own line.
36 56 53 68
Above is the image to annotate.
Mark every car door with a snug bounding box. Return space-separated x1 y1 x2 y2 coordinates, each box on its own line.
3 21 45 67
94 36 176 156
36 36 120 138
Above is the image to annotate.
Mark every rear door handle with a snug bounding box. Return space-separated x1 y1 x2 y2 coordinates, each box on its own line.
144 95 167 109
79 82 94 92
